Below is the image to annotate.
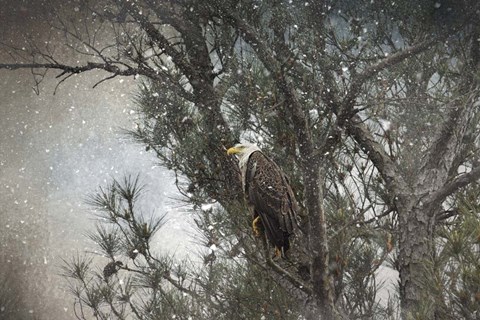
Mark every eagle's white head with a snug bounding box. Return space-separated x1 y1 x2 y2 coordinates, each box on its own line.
227 143 260 169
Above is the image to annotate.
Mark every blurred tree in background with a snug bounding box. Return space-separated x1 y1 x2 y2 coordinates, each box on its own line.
1 0 479 319
0 236 29 320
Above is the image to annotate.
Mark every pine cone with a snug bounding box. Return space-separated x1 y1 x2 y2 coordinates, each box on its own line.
103 261 123 279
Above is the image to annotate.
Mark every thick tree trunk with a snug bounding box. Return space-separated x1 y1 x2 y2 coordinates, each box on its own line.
397 199 436 318
181 14 243 204
397 102 476 317
304 165 334 319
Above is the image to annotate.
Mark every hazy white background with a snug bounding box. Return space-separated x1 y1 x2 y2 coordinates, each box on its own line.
0 1 194 318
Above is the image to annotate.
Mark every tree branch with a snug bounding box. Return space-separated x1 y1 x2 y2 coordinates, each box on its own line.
219 11 283 79
417 91 478 196
125 2 197 81
343 114 410 198
0 62 133 76
0 60 196 101
427 166 480 207
344 38 439 107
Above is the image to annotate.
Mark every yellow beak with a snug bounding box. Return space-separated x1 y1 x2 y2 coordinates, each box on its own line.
227 147 239 155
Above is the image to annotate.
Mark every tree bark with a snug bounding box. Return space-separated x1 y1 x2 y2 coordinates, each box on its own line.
397 199 435 318
305 165 334 320
398 100 476 317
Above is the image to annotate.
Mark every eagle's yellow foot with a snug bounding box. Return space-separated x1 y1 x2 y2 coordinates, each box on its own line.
252 216 262 237
273 247 282 259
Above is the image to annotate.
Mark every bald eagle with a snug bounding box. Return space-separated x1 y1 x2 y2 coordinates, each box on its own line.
227 143 299 258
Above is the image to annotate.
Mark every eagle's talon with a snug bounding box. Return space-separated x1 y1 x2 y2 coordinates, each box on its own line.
252 216 262 237
273 247 283 259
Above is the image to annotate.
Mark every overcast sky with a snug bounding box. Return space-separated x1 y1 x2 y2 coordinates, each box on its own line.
0 1 193 318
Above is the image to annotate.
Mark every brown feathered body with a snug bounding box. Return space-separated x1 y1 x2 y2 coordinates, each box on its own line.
239 146 299 254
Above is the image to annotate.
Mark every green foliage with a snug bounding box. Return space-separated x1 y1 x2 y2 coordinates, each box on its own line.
423 184 480 319
53 0 479 319
63 175 302 319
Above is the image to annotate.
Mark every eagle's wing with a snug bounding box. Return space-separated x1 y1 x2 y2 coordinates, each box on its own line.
245 151 298 249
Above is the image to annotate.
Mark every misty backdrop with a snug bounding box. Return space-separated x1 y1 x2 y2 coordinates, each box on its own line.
0 1 191 318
